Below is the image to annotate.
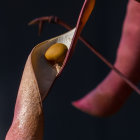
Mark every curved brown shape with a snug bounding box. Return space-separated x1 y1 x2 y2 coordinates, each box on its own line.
6 0 96 139
5 29 76 140
72 0 140 117
6 55 44 140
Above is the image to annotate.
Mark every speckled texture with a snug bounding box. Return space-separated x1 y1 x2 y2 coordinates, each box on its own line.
6 29 75 140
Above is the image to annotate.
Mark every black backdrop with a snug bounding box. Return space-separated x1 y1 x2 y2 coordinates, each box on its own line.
1 0 140 139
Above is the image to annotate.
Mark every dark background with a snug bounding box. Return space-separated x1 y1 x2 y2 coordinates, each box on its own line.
0 0 140 139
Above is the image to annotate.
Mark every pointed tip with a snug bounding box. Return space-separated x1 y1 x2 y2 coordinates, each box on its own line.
28 21 32 26
28 20 35 26
72 98 92 115
72 101 79 109
28 18 39 26
72 100 83 109
72 91 115 117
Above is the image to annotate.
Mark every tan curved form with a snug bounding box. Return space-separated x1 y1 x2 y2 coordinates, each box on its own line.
6 29 75 140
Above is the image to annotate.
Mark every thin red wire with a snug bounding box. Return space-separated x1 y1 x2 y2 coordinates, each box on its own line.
29 16 140 94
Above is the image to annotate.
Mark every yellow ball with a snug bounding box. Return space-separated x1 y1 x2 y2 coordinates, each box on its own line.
45 43 68 64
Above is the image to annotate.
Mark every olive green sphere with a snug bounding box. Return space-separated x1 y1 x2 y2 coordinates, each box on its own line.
45 43 68 64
